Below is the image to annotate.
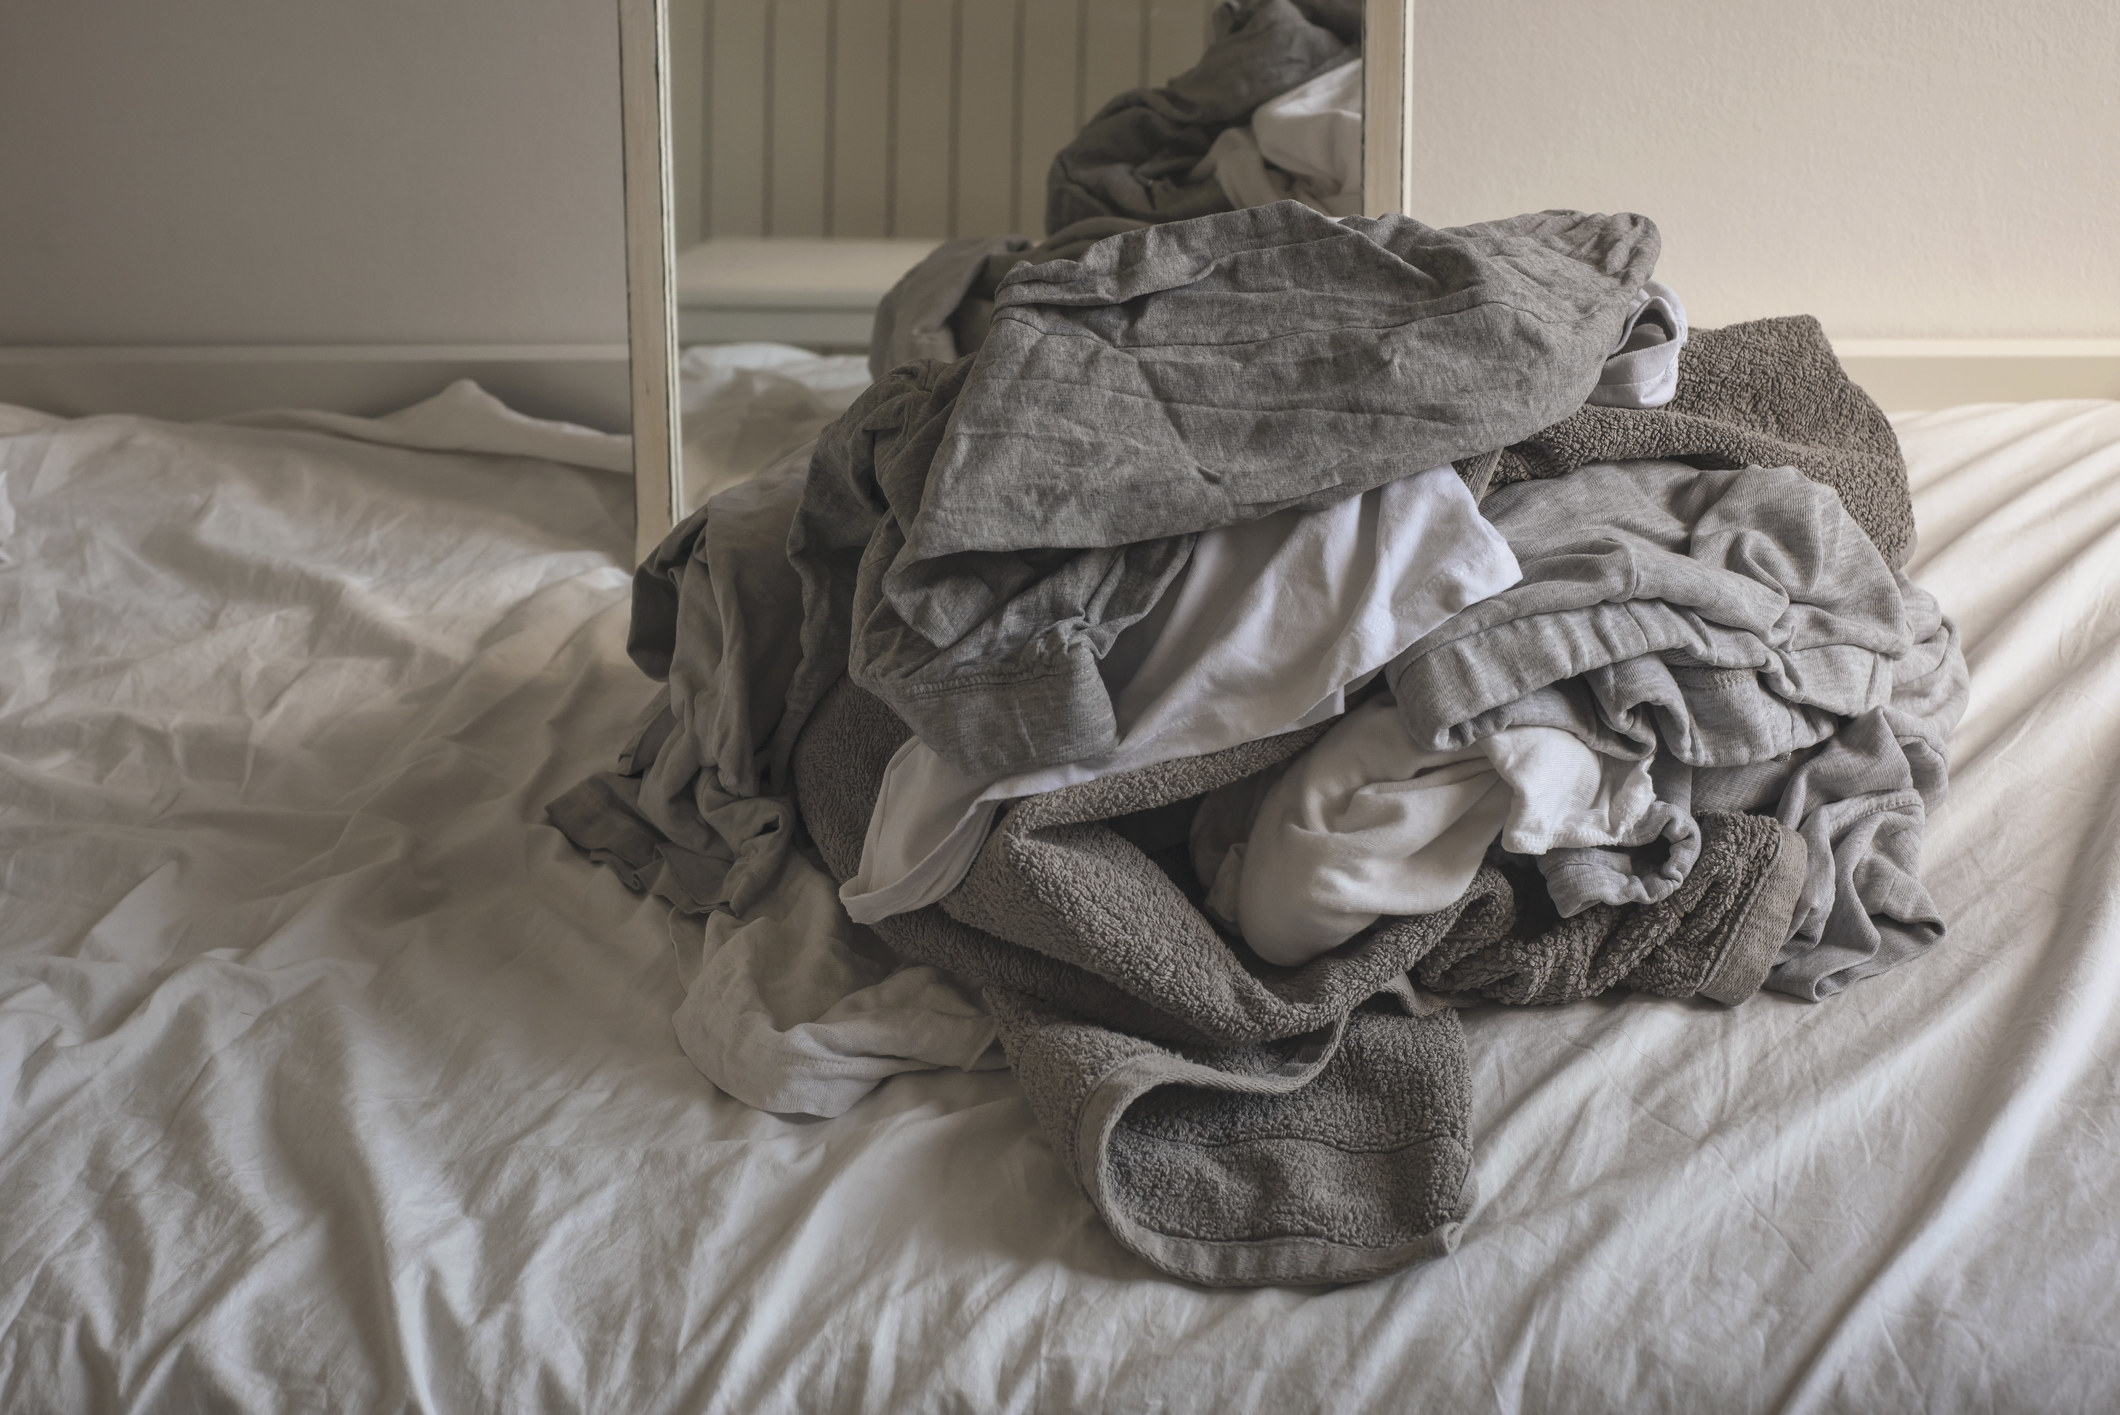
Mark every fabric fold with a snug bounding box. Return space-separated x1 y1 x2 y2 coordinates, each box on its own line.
790 677 1808 1284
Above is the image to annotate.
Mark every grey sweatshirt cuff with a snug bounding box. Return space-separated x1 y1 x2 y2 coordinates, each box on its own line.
878 639 1119 776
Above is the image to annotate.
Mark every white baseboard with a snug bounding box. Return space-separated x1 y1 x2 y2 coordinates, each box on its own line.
1832 338 2120 412
0 343 633 433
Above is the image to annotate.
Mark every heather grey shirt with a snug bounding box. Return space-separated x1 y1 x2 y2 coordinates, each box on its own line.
795 203 1662 779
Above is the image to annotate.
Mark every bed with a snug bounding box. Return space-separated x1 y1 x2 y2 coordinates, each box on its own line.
3 366 2118 1411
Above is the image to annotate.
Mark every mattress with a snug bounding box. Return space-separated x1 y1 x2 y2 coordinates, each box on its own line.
2 372 2118 1412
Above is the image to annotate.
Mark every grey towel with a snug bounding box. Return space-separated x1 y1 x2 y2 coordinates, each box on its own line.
1485 314 1915 567
791 677 1802 1285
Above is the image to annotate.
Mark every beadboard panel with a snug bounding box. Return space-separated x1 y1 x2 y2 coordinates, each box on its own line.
681 0 1220 239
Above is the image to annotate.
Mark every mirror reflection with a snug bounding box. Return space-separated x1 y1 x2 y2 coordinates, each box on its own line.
666 0 1367 511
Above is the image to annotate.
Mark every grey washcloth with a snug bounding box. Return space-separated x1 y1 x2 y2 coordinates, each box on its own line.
1486 314 1915 568
1425 816 1809 1008
791 677 1802 1285
1044 0 1356 234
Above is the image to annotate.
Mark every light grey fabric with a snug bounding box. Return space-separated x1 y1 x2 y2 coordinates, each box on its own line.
796 203 1662 779
1392 460 1907 758
790 676 1804 1286
867 234 1032 382
1044 0 1356 234
866 219 1153 380
1587 279 1687 409
546 443 814 916
1701 580 1968 999
1390 456 1967 997
911 204 1661 562
1490 314 1916 567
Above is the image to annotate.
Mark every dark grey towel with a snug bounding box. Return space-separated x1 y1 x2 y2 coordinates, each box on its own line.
790 677 1802 1286
1485 315 1915 567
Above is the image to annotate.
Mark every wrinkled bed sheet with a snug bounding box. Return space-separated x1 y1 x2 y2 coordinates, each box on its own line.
3 365 2119 1412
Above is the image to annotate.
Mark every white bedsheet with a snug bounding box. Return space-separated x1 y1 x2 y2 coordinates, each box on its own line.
3 384 2119 1412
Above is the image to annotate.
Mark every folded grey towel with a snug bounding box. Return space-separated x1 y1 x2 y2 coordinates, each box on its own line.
1484 314 1915 567
791 677 1801 1285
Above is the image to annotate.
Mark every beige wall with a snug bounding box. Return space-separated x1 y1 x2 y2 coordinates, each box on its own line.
2 0 2106 352
0 0 628 347
1407 0 2120 337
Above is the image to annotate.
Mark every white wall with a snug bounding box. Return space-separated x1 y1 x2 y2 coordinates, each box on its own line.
0 1 628 348
1409 0 2120 337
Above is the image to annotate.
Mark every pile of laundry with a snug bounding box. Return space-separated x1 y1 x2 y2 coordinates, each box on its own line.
550 194 1965 1286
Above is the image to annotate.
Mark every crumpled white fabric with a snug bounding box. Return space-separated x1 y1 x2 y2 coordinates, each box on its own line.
1206 699 1680 964
1216 697 1510 964
228 377 637 471
1251 57 1364 211
840 465 1522 925
7 388 2120 1410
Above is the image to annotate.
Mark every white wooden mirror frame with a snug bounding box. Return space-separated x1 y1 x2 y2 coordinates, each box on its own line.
617 0 1416 564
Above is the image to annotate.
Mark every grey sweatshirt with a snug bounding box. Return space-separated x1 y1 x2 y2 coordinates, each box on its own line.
791 202 1662 779
1044 0 1358 234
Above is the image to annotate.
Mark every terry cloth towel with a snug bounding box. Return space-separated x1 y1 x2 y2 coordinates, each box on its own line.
1044 0 1358 234
792 203 1661 783
791 677 1805 1285
1482 313 1916 567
